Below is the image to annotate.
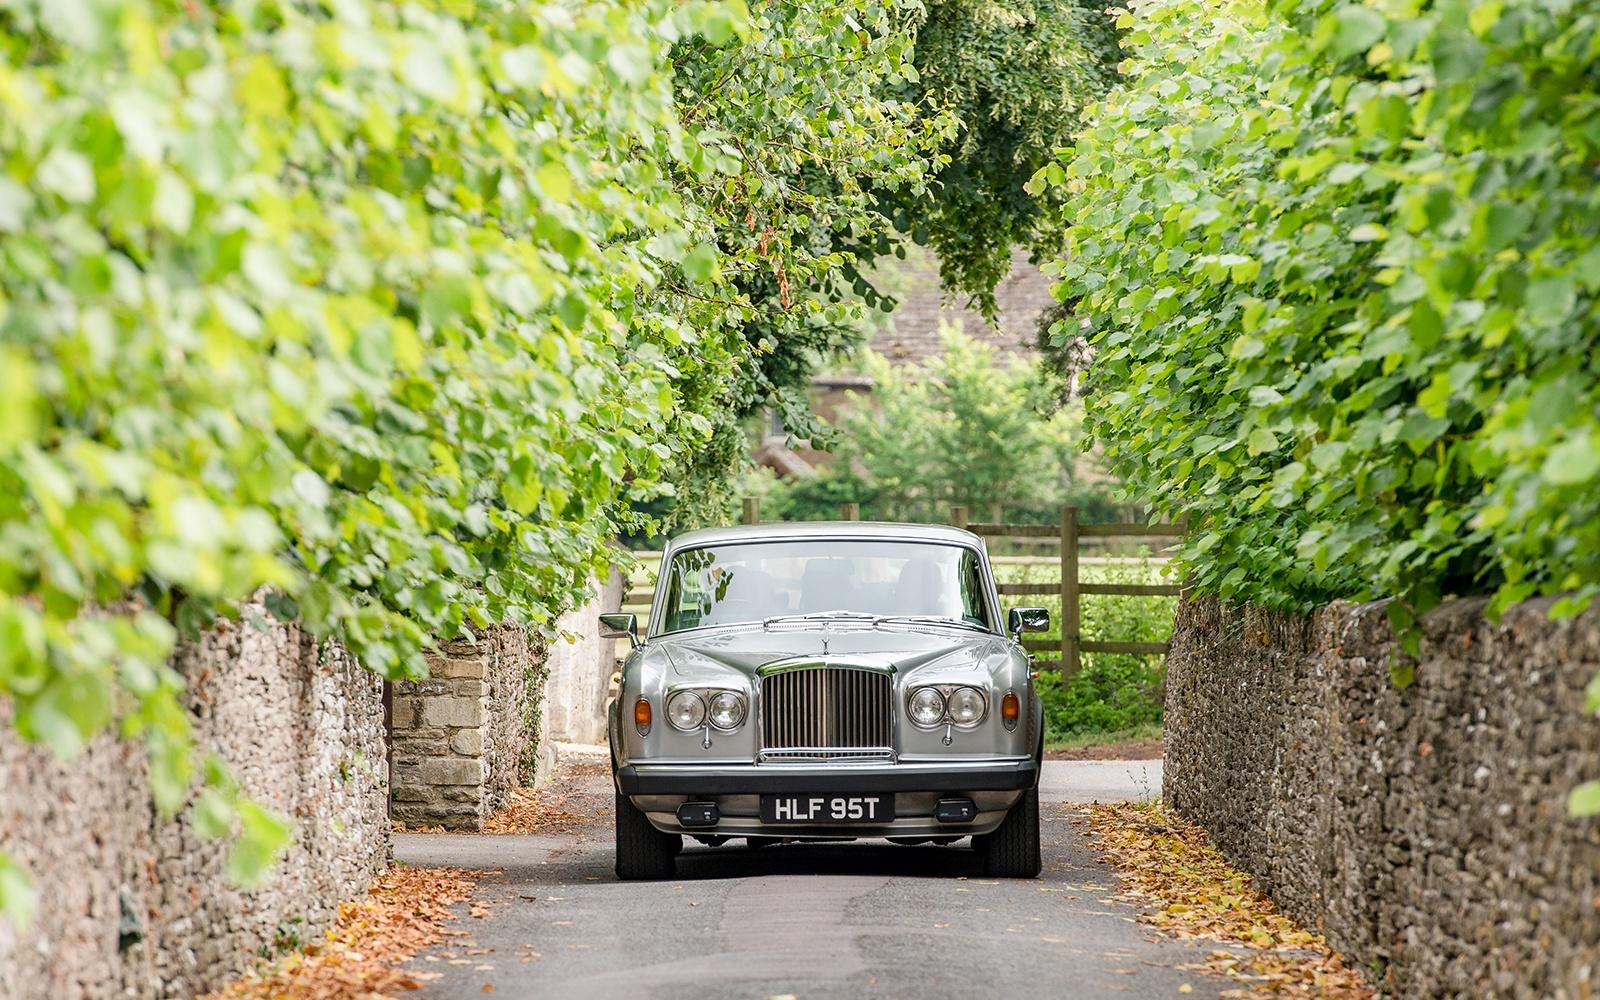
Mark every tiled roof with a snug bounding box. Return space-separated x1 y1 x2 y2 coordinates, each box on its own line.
867 247 1053 368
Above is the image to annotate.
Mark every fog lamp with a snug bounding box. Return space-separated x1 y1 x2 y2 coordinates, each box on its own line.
667 690 707 731
908 687 946 728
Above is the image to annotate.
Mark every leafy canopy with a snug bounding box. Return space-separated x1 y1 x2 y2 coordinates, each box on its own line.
1037 0 1600 629
651 0 953 520
903 0 1119 310
0 0 951 915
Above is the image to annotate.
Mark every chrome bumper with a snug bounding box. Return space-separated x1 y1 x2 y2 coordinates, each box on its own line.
614 756 1038 796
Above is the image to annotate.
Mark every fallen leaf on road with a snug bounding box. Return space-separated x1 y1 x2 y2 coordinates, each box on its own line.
204 866 479 1000
480 772 599 834
1075 802 1372 998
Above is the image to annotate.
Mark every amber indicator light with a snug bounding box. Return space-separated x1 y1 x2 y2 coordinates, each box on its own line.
1001 691 1021 725
634 697 653 732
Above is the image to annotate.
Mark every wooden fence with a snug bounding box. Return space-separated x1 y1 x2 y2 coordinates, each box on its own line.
620 500 1184 677
951 504 1184 676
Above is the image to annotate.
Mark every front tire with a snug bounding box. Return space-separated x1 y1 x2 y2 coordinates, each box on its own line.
614 791 679 880
978 785 1041 878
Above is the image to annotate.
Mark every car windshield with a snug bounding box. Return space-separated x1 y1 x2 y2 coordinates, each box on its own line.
657 539 992 634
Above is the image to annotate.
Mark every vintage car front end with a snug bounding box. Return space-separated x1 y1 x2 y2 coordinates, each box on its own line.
605 523 1049 880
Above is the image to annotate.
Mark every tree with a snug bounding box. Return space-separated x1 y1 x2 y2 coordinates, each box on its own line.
758 327 1118 523
647 0 1130 529
647 0 955 524
896 0 1121 311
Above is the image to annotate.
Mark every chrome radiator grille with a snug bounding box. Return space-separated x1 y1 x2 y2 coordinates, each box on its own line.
759 667 892 760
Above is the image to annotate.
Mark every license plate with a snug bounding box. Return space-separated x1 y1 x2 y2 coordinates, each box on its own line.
760 794 895 824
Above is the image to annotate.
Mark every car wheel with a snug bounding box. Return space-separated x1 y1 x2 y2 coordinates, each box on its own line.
977 785 1041 878
614 791 680 880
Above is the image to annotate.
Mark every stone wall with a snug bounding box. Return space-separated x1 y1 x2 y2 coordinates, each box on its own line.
388 578 624 826
0 608 390 999
1165 595 1600 998
389 624 535 830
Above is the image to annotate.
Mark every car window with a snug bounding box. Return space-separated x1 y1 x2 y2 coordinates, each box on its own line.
658 539 992 634
958 548 988 624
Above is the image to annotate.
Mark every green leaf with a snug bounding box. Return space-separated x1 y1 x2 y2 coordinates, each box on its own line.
682 243 720 284
1542 435 1600 485
1246 428 1279 455
1330 6 1387 59
36 148 95 203
1568 781 1600 818
0 852 35 929
226 802 293 887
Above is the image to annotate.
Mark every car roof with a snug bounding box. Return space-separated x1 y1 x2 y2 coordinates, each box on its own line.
665 521 984 552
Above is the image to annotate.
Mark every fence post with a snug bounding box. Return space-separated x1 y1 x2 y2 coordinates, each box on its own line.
1060 505 1080 677
840 502 860 521
950 505 968 530
742 497 760 525
990 500 1004 525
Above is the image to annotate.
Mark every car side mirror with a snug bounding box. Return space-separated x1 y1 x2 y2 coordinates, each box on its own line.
1007 607 1050 641
599 612 639 648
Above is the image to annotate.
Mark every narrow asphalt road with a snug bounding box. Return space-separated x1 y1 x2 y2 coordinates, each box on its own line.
396 759 1221 1000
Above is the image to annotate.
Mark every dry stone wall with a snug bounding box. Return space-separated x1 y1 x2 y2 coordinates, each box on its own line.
0 607 390 1000
389 578 622 828
389 625 535 830
1165 595 1600 998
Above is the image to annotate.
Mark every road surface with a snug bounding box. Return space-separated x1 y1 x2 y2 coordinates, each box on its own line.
396 759 1222 999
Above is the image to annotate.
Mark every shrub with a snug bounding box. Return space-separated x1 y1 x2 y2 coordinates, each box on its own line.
1036 0 1600 628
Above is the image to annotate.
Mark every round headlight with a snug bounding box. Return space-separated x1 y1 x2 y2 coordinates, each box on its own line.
707 690 746 730
666 691 706 731
908 687 946 727
947 686 986 726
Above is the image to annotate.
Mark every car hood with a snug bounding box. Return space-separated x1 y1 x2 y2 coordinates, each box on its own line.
654 623 1009 682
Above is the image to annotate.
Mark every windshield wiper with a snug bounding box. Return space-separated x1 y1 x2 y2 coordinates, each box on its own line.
873 615 989 633
762 610 881 629
760 611 989 633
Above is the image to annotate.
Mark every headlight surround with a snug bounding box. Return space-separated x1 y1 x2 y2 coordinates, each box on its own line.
947 686 987 726
908 687 947 728
666 690 707 731
707 690 746 730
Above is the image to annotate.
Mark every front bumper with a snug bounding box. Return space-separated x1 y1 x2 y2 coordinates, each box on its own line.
615 756 1038 796
616 757 1038 838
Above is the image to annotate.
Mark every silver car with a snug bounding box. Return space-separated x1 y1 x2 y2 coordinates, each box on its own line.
603 522 1050 880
